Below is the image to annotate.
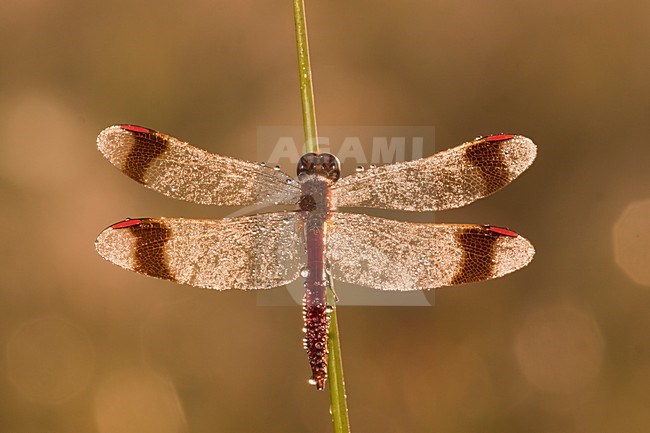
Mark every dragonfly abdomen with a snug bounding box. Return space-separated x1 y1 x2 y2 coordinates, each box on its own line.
302 219 330 390
303 281 329 390
299 171 334 390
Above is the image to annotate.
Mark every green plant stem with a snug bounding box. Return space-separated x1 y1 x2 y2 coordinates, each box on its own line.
292 1 351 432
327 283 351 433
292 0 318 154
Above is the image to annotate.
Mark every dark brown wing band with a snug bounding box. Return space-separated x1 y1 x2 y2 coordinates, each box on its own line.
113 218 175 281
120 125 170 184
464 138 510 196
449 227 496 285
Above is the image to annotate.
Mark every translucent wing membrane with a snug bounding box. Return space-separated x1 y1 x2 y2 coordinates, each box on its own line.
327 213 534 291
332 135 536 211
95 212 305 290
97 125 301 206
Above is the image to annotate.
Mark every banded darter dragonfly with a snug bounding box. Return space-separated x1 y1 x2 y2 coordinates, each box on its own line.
95 125 536 389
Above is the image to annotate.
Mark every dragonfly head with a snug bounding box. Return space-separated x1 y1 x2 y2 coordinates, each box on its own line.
297 153 341 182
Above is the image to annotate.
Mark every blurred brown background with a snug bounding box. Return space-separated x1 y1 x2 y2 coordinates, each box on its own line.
1 0 650 432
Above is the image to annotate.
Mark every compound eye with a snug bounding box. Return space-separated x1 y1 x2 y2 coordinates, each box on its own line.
321 153 340 167
319 153 341 181
297 153 319 176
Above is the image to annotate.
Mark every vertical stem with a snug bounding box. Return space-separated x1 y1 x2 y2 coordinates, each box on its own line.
292 1 351 432
327 284 351 433
292 0 319 154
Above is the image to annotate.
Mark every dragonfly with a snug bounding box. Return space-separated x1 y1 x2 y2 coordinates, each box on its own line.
95 124 536 390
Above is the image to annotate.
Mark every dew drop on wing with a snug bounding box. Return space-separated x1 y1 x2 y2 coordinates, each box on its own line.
355 166 364 172
308 379 317 386
274 165 281 171
300 267 310 278
369 164 377 169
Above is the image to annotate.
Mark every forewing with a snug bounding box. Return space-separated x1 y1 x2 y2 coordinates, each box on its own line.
327 213 534 291
96 212 304 290
332 134 536 211
97 125 301 206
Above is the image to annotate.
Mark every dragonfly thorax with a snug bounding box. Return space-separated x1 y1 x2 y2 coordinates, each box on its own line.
299 175 334 213
297 153 340 182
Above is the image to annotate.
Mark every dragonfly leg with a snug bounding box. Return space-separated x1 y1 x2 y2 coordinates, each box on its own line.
325 260 339 304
